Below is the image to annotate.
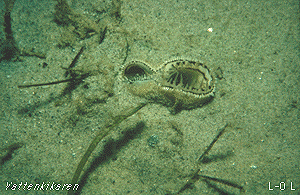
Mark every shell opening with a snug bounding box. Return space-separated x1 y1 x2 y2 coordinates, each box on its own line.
123 61 154 82
161 60 214 95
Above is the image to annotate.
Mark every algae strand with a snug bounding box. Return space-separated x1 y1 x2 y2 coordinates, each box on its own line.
68 103 147 195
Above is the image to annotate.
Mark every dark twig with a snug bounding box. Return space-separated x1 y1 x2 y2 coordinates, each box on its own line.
176 123 244 194
199 174 245 192
18 46 88 89
17 74 89 88
65 46 85 77
99 26 107 44
198 123 228 162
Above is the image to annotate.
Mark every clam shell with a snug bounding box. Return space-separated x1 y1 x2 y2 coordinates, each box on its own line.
156 59 215 112
122 61 155 83
121 59 215 113
157 59 215 96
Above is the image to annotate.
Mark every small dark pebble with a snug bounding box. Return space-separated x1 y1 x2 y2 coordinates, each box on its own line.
147 135 159 147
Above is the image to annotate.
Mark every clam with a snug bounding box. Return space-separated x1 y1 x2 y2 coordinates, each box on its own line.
122 61 155 83
121 59 215 113
158 59 214 96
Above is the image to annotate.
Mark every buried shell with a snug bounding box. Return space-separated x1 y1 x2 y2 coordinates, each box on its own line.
122 61 155 83
121 59 215 113
121 61 158 102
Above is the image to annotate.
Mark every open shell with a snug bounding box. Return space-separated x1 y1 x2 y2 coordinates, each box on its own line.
121 59 215 113
157 59 215 96
122 61 155 83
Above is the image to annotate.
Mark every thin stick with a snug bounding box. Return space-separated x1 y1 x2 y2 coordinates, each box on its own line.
17 74 89 88
99 26 107 44
18 46 86 88
199 174 244 191
18 78 77 88
65 46 85 77
176 123 236 194
197 123 228 162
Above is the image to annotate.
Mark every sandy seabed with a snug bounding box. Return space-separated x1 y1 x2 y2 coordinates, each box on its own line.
0 0 299 194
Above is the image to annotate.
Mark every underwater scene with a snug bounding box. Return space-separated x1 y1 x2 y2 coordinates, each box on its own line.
0 0 299 194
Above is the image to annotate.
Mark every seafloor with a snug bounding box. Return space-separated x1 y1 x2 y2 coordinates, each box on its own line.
0 0 299 194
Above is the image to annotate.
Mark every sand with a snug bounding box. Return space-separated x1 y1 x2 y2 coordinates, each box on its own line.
0 0 299 194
